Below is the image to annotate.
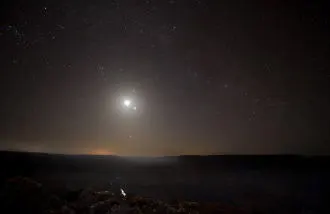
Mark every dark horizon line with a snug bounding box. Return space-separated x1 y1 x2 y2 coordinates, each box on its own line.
0 149 327 158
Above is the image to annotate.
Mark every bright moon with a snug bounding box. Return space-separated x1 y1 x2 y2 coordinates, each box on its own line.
118 95 139 113
123 99 131 107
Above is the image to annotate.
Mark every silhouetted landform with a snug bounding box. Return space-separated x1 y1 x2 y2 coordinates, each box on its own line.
1 151 328 177
0 151 329 213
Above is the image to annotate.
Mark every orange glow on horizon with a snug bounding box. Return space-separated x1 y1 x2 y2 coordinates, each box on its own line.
89 149 113 155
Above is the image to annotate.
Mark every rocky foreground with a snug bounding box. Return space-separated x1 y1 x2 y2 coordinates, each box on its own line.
0 177 257 214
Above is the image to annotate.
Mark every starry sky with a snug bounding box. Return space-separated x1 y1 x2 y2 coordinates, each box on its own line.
1 0 329 156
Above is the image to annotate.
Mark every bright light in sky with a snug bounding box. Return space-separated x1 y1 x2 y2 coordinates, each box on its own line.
123 99 131 107
117 94 140 114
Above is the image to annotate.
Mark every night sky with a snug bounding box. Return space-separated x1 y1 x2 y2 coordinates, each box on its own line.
1 0 329 156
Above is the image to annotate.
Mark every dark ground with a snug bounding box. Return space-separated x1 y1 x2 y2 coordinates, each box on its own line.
1 151 329 213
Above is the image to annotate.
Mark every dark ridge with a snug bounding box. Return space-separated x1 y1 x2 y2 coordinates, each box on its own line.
1 151 329 178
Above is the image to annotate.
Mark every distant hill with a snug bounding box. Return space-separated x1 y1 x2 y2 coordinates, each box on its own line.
0 151 329 181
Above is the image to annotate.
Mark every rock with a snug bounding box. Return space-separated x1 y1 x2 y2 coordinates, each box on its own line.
2 176 46 213
78 189 98 204
65 189 83 203
48 194 64 210
61 205 76 214
166 206 177 214
95 190 112 201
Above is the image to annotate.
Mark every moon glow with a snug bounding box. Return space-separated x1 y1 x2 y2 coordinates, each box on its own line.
124 99 131 107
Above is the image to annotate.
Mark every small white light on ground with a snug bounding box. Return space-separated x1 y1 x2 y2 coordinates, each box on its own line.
120 188 126 197
133 106 137 110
